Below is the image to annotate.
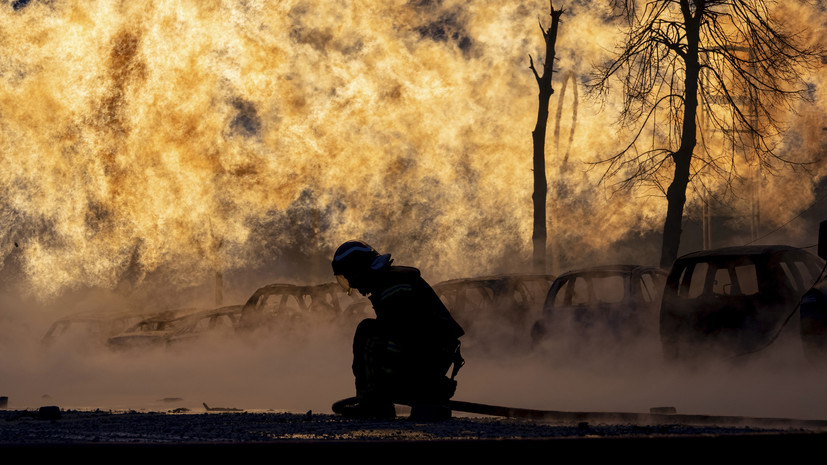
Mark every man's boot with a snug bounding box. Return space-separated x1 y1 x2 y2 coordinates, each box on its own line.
332 396 396 420
409 403 452 422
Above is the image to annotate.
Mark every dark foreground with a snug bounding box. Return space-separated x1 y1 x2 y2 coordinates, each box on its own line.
2 407 826 460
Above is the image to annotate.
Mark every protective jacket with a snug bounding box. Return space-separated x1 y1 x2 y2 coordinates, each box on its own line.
354 265 464 403
368 266 464 349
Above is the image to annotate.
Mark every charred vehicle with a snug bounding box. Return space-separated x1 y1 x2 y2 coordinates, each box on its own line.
530 265 667 351
660 245 823 361
106 305 242 351
42 311 148 349
432 274 555 352
236 282 366 334
800 220 827 362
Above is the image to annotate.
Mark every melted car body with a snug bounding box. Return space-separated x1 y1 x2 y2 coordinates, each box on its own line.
433 274 555 352
660 245 823 360
106 306 242 351
42 311 148 350
236 282 366 334
800 220 827 362
530 265 667 351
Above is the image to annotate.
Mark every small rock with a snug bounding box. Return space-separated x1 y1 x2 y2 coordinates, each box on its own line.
38 406 61 420
650 406 677 414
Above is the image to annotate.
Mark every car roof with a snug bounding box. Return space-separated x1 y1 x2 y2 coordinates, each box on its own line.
130 307 204 324
436 276 497 284
244 282 338 301
252 282 338 293
675 244 812 261
554 264 665 279
434 273 555 289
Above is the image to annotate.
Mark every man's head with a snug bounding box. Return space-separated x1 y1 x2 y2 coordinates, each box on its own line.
332 240 392 295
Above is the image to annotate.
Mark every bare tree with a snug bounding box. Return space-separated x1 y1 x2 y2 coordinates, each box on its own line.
530 1 563 273
589 0 823 268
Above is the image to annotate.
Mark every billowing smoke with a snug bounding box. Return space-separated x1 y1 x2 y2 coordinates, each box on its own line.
2 0 822 300
5 280 827 420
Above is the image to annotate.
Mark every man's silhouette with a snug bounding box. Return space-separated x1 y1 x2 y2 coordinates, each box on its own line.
331 240 464 419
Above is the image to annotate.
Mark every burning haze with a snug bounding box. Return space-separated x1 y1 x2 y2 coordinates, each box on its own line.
1 0 827 419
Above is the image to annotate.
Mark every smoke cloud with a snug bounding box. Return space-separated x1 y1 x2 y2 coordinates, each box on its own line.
4 293 827 421
1 1 823 298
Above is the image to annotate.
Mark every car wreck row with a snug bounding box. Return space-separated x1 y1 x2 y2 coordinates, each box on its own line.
42 221 827 365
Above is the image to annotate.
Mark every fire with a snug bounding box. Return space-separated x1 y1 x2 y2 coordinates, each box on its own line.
0 1 824 301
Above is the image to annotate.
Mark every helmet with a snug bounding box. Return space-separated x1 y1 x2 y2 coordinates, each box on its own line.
331 240 392 295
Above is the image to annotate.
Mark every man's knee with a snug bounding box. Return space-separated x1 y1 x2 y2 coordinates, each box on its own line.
353 318 378 348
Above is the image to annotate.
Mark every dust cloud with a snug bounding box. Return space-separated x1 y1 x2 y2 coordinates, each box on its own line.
3 275 827 421
0 287 357 414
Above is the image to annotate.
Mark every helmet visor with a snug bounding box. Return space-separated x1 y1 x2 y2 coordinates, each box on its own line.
336 274 352 296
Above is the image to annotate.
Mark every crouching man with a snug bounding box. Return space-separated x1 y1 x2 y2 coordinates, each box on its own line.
331 240 465 420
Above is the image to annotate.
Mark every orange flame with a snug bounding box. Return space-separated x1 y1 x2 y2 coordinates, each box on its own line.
0 1 824 300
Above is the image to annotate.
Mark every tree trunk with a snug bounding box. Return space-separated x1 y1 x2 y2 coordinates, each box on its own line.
531 4 562 274
532 104 551 273
660 2 701 269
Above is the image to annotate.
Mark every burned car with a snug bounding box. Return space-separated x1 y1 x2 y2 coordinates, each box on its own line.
530 265 667 351
432 274 556 352
42 310 148 350
236 282 365 334
106 305 242 351
660 245 823 361
800 220 827 362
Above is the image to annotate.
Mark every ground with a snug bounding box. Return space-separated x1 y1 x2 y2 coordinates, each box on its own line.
2 406 827 460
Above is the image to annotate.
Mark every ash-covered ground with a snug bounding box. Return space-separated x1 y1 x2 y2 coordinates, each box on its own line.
0 401 824 447
2 406 827 462
0 407 788 444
